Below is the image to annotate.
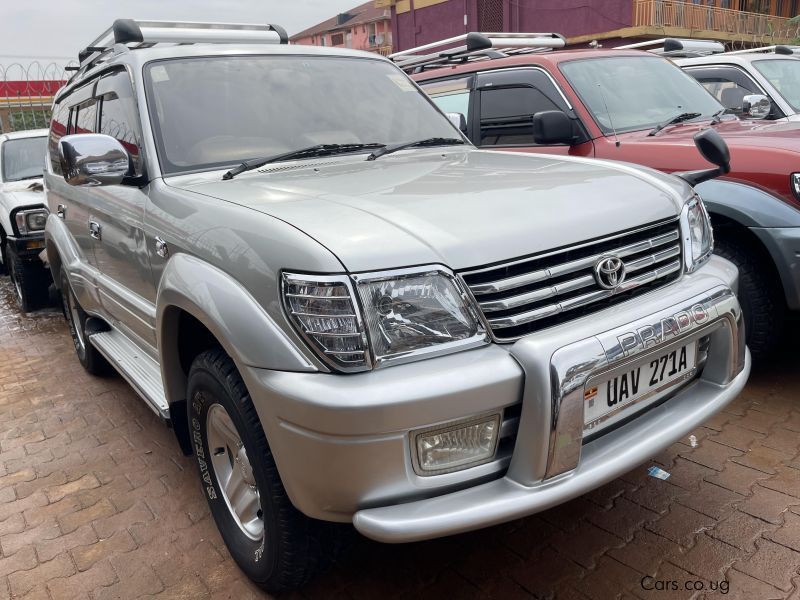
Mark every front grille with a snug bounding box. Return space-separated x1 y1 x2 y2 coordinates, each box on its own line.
460 219 683 341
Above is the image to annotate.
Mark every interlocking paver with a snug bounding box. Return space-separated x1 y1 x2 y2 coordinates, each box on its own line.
2 275 800 598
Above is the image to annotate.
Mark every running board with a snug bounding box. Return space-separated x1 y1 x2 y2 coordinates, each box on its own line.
89 330 170 420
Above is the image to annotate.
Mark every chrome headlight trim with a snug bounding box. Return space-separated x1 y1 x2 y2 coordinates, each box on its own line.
791 172 800 201
351 264 489 369
11 206 48 236
680 194 714 273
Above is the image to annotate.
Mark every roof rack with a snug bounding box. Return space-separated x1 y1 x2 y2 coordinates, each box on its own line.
389 32 566 73
723 44 800 55
615 38 725 58
77 19 288 69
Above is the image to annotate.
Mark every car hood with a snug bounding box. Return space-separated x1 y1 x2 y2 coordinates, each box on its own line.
167 149 688 272
0 179 45 210
618 118 800 160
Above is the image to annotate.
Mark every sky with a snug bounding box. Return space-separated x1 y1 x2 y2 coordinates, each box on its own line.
0 0 362 67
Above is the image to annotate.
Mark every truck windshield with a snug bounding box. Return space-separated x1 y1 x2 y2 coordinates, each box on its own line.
751 59 800 112
560 56 723 135
2 136 47 182
144 55 460 175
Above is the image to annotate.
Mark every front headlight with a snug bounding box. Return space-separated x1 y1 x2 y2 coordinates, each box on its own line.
282 266 488 372
791 173 800 201
13 208 48 236
681 195 713 273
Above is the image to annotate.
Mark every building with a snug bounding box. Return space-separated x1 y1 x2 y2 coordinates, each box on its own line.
290 1 393 55
381 0 800 52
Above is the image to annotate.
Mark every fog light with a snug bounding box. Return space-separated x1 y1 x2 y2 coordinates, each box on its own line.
412 414 500 476
25 240 44 250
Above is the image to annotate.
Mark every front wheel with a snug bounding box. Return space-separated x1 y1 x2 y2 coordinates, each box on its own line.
714 236 785 359
8 247 47 312
60 271 109 375
187 348 339 593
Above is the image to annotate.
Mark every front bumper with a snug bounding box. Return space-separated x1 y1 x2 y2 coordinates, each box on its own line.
242 256 748 540
6 233 46 260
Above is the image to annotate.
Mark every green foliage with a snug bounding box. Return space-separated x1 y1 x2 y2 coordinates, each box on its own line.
7 109 51 132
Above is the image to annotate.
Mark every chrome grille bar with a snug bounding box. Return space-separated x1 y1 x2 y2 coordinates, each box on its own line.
470 230 679 296
461 220 683 340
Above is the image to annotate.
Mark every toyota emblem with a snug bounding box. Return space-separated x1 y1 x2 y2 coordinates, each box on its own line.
594 256 626 290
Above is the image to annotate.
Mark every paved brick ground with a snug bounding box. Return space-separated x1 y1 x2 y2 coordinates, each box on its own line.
0 278 798 600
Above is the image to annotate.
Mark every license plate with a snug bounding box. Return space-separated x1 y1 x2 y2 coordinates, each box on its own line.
584 341 697 431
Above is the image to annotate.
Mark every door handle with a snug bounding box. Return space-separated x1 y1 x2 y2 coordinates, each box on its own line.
56 204 66 219
88 220 102 240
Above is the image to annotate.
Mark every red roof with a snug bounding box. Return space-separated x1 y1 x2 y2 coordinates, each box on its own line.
0 80 66 98
291 1 390 40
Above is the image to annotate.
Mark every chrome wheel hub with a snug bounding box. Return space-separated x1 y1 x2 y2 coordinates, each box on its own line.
207 404 264 541
64 285 85 351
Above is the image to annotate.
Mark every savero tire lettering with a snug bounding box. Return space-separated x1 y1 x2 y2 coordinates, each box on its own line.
616 304 710 356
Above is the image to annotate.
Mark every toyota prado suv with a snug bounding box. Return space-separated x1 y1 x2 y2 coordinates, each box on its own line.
44 20 750 592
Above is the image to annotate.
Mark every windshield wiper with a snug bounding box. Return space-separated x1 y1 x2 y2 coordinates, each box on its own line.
710 108 728 125
223 143 386 180
367 137 465 161
648 112 702 137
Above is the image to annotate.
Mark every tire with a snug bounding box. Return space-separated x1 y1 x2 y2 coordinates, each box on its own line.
60 270 109 375
7 247 47 312
0 239 7 276
714 236 785 359
187 348 341 593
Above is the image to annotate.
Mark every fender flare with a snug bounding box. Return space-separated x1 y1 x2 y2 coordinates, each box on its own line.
695 179 800 228
156 253 317 408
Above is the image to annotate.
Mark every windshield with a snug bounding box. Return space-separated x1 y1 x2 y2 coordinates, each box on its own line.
752 59 800 112
144 55 459 175
1 136 46 182
560 56 723 134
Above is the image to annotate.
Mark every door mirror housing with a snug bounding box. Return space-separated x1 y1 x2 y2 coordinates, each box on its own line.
59 134 131 187
532 110 575 145
446 112 467 133
674 128 731 187
742 94 771 119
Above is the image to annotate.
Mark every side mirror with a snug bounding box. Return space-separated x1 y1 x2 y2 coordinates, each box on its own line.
674 128 731 186
446 112 467 133
742 94 771 119
59 134 131 187
532 110 575 145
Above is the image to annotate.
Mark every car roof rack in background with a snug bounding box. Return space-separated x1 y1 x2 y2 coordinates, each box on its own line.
615 38 725 58
77 19 288 70
723 44 800 55
390 32 566 73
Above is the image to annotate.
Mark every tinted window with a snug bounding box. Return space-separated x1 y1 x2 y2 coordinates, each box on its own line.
98 72 143 175
476 70 569 146
144 56 458 174
685 66 761 112
2 137 47 182
74 100 97 134
561 56 722 134
49 101 69 174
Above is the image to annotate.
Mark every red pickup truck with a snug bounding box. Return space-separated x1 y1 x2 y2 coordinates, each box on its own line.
409 36 800 358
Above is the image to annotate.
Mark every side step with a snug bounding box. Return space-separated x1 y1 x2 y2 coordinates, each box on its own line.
89 330 170 420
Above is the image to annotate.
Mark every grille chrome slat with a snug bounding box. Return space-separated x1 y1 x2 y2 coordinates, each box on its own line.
462 221 683 340
470 229 679 296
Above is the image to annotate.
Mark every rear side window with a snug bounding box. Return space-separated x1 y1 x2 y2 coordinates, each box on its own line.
97 71 144 175
476 69 570 147
684 66 762 113
48 102 69 174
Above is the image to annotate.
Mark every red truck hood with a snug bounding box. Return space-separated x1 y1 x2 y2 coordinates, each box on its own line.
609 119 800 203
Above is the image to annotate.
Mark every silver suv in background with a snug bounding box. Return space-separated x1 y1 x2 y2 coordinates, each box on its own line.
677 46 800 122
45 20 750 592
0 129 51 311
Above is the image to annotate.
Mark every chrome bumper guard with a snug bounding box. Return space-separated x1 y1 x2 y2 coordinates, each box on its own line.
353 286 748 543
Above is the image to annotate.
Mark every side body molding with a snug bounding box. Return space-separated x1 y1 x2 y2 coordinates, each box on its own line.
157 253 317 407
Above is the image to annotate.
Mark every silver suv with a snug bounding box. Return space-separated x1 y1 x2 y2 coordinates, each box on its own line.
45 20 750 592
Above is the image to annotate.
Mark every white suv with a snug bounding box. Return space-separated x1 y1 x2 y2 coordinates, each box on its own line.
0 129 51 311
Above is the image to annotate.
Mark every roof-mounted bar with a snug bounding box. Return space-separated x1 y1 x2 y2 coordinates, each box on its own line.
616 38 724 57
390 32 566 73
723 44 800 55
78 19 288 68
